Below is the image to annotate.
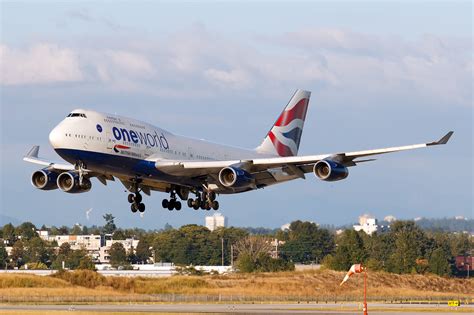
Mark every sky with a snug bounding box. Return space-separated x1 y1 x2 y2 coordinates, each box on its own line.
0 1 472 230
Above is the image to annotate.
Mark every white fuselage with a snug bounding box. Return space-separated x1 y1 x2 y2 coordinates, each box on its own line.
49 109 272 186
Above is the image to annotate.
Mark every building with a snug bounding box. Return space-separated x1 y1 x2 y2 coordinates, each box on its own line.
455 256 473 273
36 230 143 263
205 213 227 231
353 215 378 235
37 230 103 251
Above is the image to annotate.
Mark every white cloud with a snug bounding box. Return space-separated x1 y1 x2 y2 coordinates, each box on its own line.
1 27 471 107
204 68 253 89
104 50 154 77
0 43 83 85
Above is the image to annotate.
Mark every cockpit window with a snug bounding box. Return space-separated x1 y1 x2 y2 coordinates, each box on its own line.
67 113 87 118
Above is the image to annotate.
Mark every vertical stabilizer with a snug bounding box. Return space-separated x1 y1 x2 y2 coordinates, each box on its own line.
256 89 311 157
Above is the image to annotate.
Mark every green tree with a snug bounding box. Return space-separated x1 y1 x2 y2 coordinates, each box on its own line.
450 233 472 256
10 240 25 268
211 227 248 265
57 226 69 235
103 214 117 234
77 255 96 270
58 242 72 256
109 242 127 268
15 222 37 240
280 221 335 263
2 223 16 244
68 248 89 269
387 221 429 274
331 230 367 271
70 224 82 235
363 233 393 271
136 239 152 264
24 237 53 266
0 243 8 268
429 247 451 276
112 230 126 240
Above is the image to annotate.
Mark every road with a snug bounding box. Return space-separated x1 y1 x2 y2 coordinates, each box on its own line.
0 303 472 314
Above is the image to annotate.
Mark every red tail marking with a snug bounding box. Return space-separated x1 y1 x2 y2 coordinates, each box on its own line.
274 98 309 127
268 131 293 157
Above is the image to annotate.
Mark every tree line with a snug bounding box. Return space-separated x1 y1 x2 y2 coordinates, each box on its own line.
0 217 471 276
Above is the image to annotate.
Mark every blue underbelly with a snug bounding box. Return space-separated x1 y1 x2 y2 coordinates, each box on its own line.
54 148 195 186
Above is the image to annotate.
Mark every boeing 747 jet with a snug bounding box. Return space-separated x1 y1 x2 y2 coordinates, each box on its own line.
24 90 453 213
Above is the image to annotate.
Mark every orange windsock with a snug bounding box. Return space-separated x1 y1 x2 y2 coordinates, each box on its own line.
339 264 364 286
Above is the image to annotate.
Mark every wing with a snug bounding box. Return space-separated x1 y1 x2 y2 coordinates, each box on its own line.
23 145 114 185
23 145 75 171
154 131 453 187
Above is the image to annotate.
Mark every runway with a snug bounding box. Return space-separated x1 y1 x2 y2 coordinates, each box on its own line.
1 303 471 314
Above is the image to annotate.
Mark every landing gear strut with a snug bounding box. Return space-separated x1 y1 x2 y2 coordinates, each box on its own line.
128 179 145 213
187 191 219 211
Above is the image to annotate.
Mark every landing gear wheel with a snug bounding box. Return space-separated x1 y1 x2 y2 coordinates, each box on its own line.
208 191 216 202
128 194 135 203
131 203 138 213
167 200 175 211
162 199 169 208
212 201 219 210
134 193 142 203
187 199 194 208
205 202 211 211
138 203 145 213
193 199 200 210
175 201 182 211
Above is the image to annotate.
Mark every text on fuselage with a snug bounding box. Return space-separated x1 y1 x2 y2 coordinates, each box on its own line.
112 127 169 149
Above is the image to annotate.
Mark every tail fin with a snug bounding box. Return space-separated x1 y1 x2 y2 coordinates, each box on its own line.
256 89 311 157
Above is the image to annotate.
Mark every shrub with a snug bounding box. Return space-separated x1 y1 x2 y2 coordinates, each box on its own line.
53 269 106 288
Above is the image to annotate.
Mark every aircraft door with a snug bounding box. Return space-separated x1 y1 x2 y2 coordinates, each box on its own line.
106 132 115 150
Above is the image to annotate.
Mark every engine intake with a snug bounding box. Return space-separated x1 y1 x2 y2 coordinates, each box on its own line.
57 172 91 193
31 169 59 190
314 160 349 182
218 167 254 188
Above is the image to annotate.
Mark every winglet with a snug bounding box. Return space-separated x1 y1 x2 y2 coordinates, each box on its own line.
26 145 40 158
427 131 454 146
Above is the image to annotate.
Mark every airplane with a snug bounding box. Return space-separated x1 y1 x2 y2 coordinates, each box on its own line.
24 89 453 214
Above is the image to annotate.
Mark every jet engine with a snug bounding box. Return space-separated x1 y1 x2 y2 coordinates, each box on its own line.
313 160 349 182
31 169 59 190
218 167 254 188
57 172 92 193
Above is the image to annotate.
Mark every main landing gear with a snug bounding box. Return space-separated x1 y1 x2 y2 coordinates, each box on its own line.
128 180 145 213
129 192 145 213
161 191 182 211
187 191 219 211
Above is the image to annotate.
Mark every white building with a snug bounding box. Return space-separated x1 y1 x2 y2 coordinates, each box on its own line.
353 215 378 235
205 213 228 231
99 238 140 263
37 231 102 251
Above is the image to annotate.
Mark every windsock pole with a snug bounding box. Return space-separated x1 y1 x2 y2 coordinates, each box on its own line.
363 267 368 315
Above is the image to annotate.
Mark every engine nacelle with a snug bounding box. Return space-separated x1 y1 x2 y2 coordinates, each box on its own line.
31 169 59 190
218 167 254 188
313 160 349 182
57 172 92 193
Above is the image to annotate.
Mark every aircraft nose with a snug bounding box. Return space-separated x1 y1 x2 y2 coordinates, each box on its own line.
49 125 63 148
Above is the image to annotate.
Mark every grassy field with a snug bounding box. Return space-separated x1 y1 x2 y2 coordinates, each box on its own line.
0 269 472 301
